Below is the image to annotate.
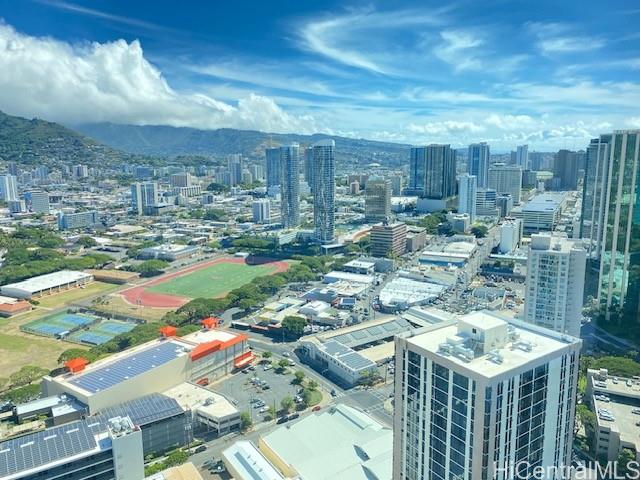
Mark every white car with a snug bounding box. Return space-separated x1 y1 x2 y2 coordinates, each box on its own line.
263 365 272 371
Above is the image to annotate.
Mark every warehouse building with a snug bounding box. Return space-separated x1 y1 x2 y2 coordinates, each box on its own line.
138 244 200 261
1 270 94 299
42 327 250 414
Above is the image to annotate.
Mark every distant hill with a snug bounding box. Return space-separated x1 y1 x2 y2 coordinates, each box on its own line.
0 111 132 165
74 122 410 166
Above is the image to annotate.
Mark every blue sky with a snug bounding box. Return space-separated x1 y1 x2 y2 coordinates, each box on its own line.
0 0 639 150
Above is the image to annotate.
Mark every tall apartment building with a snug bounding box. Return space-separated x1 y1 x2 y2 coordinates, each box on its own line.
304 147 315 193
0 174 18 201
280 144 300 228
365 177 392 223
170 172 192 188
553 150 579 190
265 147 281 189
311 139 335 244
393 311 581 480
73 164 89 178
28 190 50 214
524 233 586 337
597 130 640 321
227 154 243 186
580 136 611 257
252 199 271 224
488 163 523 204
409 145 456 198
516 144 529 169
390 174 403 195
468 143 490 188
58 211 100 230
457 174 477 222
131 182 159 215
370 222 407 258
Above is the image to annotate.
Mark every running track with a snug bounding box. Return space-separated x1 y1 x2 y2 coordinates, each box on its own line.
119 257 289 308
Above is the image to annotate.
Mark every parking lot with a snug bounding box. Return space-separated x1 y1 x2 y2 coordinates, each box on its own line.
213 361 305 424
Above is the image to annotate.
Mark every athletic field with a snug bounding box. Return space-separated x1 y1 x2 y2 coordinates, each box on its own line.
120 257 289 308
146 261 277 298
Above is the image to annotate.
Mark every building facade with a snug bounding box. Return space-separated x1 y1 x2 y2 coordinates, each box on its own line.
266 147 282 189
458 174 477 223
581 136 611 257
58 211 100 230
597 130 640 321
312 139 335 244
252 199 271 224
280 144 300 228
468 143 490 188
0 174 18 201
365 178 392 223
516 144 529 169
131 182 158 215
393 312 581 480
370 222 407 258
488 163 523 204
524 234 586 337
409 145 456 199
553 150 579 191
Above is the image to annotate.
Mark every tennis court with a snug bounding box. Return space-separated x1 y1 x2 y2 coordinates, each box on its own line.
22 311 96 338
68 320 136 346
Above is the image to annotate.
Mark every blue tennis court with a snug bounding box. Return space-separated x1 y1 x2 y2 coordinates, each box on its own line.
21 311 97 338
69 331 111 345
67 320 136 346
99 322 135 334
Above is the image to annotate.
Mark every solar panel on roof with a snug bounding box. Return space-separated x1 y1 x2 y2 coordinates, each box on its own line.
93 393 184 426
340 351 376 370
68 341 185 393
0 421 98 477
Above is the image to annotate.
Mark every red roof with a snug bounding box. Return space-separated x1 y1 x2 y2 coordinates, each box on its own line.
65 357 89 373
159 326 177 337
189 340 222 361
201 317 220 329
234 351 255 368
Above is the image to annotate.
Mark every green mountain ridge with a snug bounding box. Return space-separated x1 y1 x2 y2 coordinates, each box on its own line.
73 122 410 165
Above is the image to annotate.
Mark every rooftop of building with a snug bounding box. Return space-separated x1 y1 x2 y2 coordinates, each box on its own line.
522 192 568 212
529 232 584 253
145 462 203 480
406 311 580 378
262 404 392 480
55 338 191 395
1 270 93 293
163 382 238 419
223 441 285 480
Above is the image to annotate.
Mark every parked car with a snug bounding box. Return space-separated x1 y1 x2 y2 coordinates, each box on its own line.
312 405 321 412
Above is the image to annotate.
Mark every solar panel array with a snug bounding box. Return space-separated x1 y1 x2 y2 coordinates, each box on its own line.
329 318 412 348
340 351 376 370
68 341 186 393
93 393 184 427
0 421 98 477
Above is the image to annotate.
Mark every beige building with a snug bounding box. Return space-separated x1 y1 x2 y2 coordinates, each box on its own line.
370 222 407 258
365 178 391 223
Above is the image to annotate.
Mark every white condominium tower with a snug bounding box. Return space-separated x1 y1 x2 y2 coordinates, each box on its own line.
468 143 490 188
311 139 335 244
131 182 159 215
0 174 18 201
393 311 581 480
524 233 586 337
457 173 477 222
488 163 523 204
280 144 300 228
516 144 529 169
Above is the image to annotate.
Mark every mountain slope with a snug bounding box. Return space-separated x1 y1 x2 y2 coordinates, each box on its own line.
0 111 119 165
75 122 410 165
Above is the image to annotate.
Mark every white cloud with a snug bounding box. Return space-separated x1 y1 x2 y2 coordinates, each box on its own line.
528 22 606 55
407 120 485 135
0 23 322 133
434 30 483 71
629 117 640 128
485 114 537 130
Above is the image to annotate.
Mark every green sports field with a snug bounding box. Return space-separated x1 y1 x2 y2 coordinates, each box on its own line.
145 261 279 298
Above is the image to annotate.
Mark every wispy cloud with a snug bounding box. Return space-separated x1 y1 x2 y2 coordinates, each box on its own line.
528 22 606 54
36 0 171 32
433 30 483 71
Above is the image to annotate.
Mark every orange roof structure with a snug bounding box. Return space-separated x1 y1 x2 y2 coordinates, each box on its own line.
65 357 89 373
234 351 255 368
201 317 220 329
189 333 248 361
160 326 177 337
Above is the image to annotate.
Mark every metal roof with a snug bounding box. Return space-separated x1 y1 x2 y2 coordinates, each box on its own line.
329 318 413 348
68 341 186 394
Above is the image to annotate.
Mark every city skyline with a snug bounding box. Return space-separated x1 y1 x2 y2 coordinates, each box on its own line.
0 1 638 150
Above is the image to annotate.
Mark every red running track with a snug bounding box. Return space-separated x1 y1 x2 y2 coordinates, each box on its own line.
119 257 289 309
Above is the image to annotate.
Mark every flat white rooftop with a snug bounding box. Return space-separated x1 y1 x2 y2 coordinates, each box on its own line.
407 311 580 378
181 328 239 345
163 383 238 419
1 270 92 295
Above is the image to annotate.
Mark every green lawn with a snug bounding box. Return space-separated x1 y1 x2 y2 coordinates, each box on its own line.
36 281 118 309
146 262 278 298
